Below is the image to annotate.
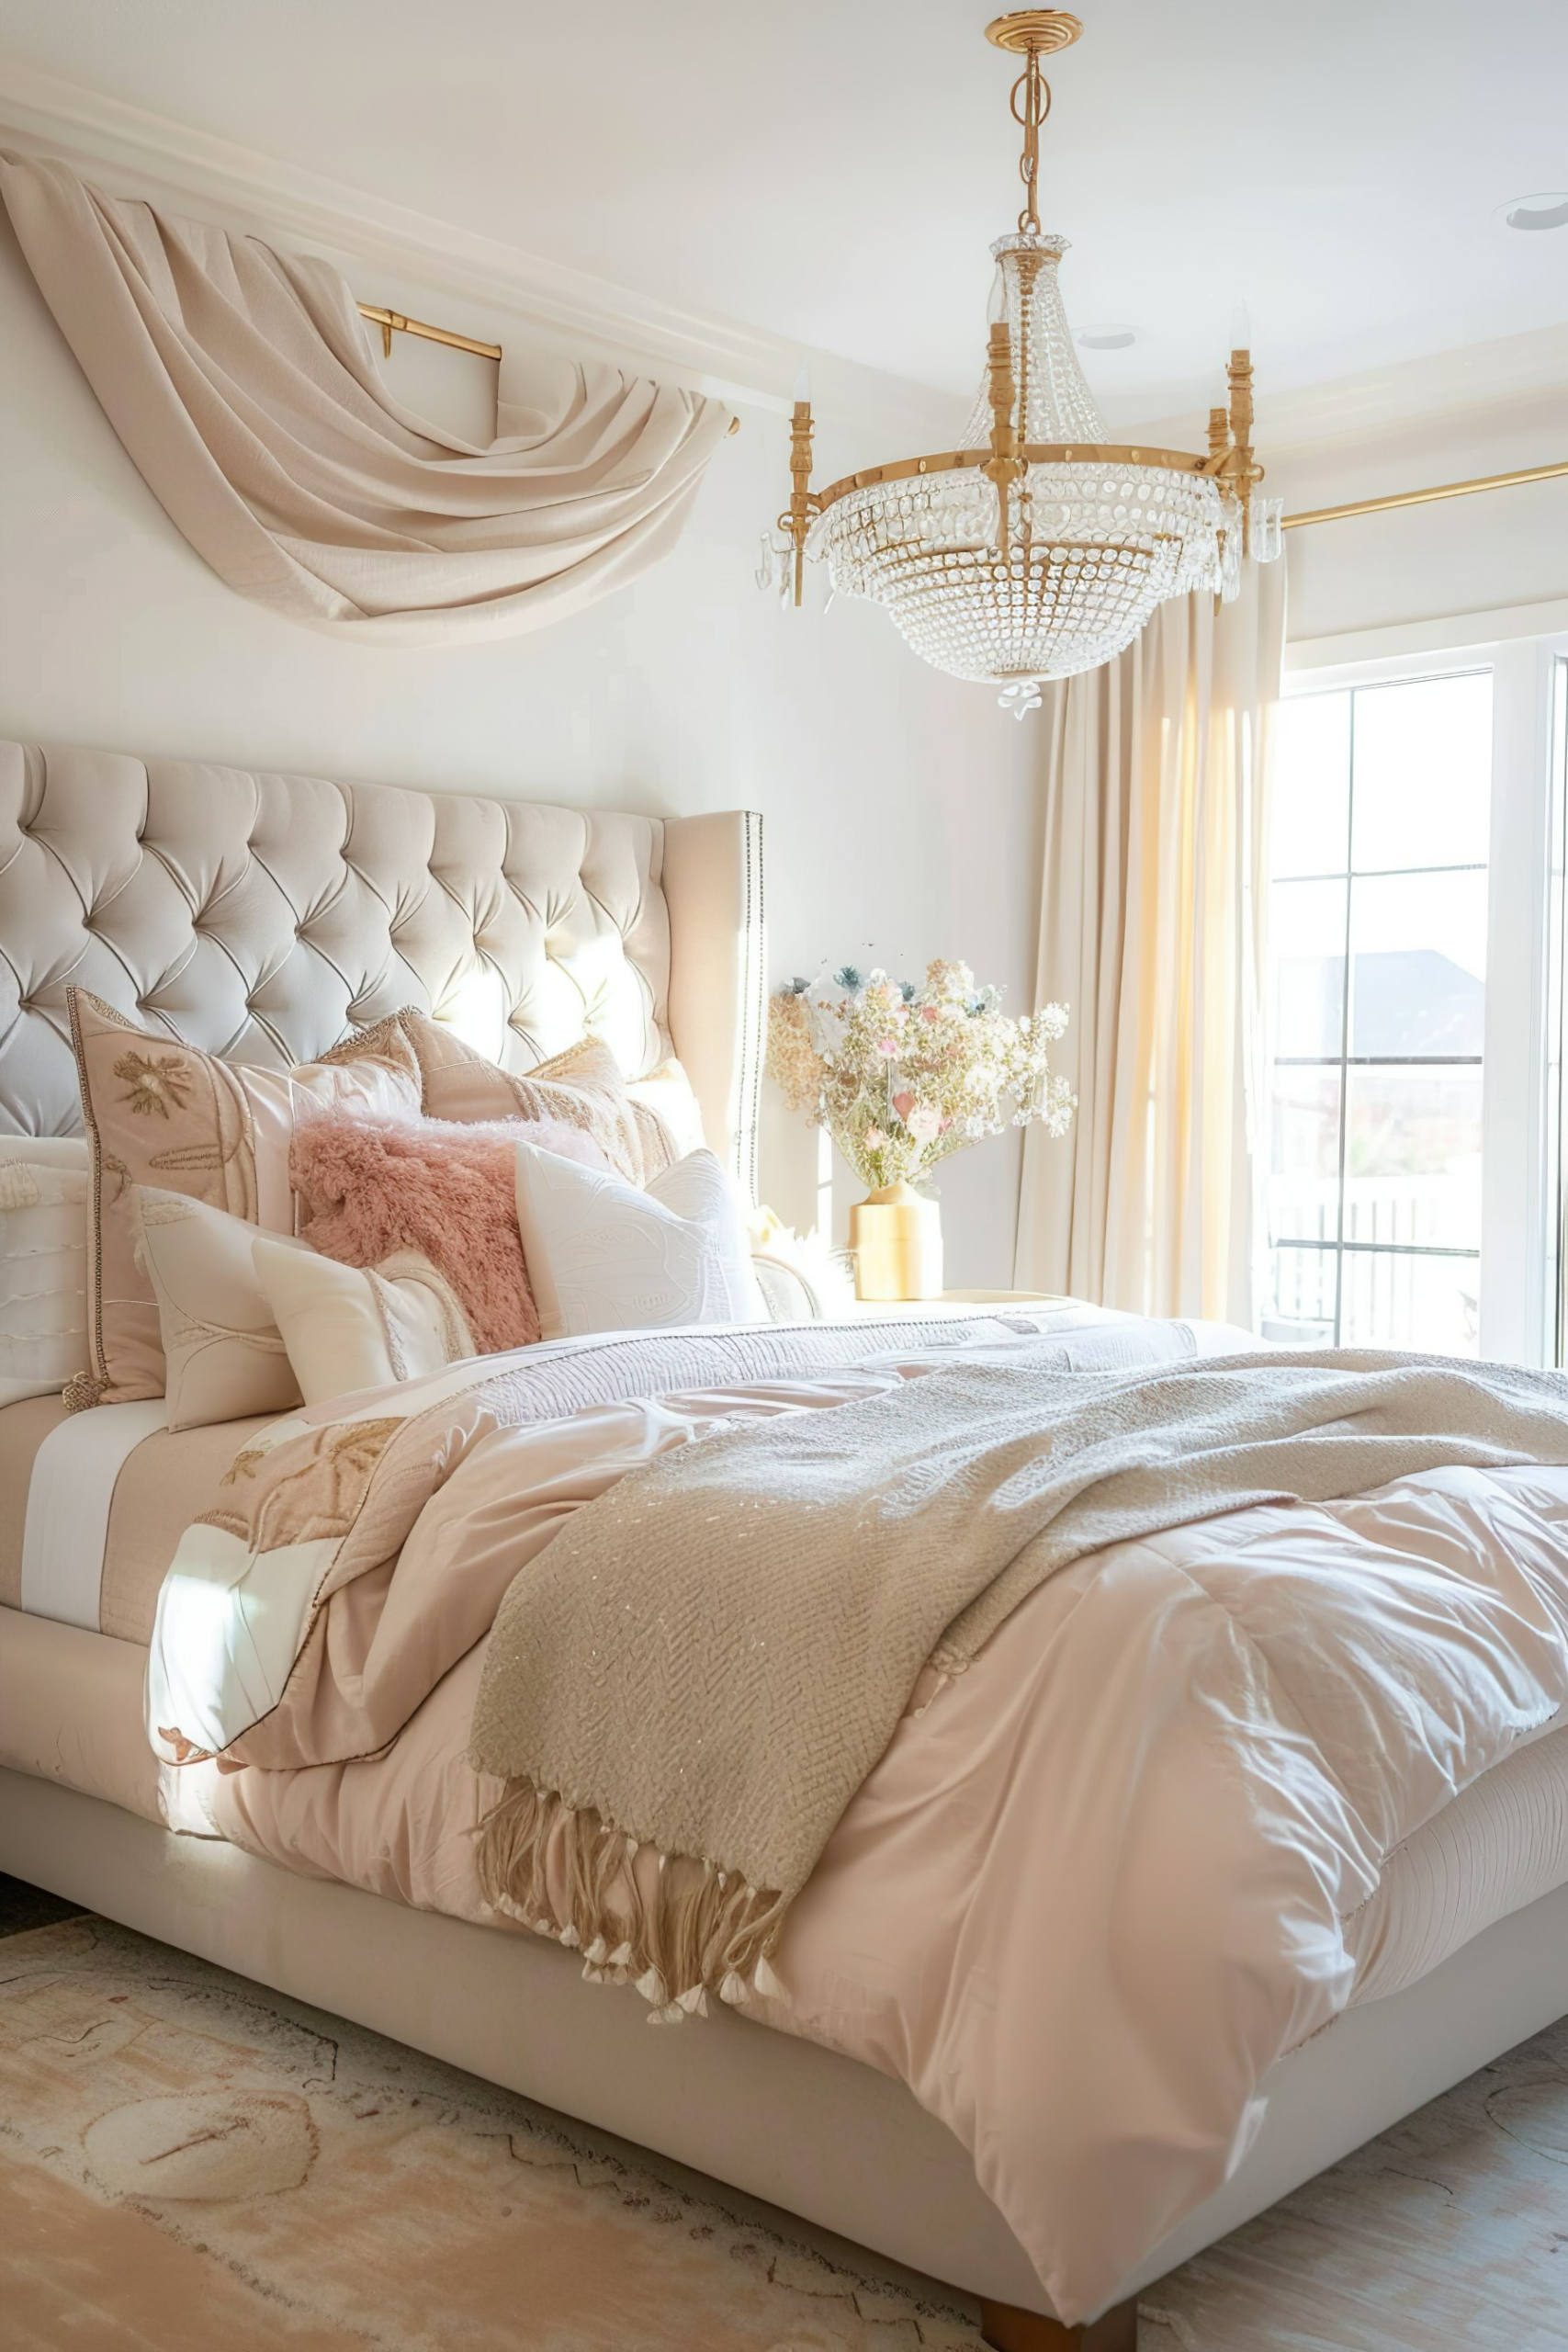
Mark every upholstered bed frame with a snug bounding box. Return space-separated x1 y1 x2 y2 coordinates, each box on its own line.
0 739 764 1193
3 739 1567 2347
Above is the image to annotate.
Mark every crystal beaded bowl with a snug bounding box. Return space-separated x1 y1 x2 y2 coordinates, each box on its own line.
807 458 1232 685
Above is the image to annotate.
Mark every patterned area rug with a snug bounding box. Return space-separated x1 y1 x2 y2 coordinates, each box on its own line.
2 1907 1566 2350
1 1916 982 2352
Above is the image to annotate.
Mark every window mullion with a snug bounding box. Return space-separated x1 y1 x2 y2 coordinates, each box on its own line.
1478 639 1552 1364
1334 695 1356 1345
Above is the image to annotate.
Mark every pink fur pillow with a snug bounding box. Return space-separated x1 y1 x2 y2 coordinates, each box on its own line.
288 1106 609 1356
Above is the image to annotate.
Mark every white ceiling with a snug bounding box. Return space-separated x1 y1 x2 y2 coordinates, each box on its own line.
0 0 1564 424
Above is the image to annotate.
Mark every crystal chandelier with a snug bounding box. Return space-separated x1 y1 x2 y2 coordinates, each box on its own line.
767 9 1283 716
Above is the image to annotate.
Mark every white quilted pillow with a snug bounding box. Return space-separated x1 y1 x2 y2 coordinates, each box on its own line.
0 1136 90 1408
513 1144 763 1340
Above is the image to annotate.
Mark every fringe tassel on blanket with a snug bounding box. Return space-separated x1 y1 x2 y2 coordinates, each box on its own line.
474 1780 791 2025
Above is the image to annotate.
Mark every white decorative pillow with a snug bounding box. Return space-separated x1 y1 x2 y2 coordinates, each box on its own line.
135 1187 308 1432
254 1235 479 1407
512 1144 763 1340
0 1136 90 1408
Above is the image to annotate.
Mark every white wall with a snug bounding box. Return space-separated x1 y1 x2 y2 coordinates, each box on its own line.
0 213 1045 1285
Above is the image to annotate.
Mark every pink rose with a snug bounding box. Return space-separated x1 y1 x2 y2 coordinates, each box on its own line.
863 1125 886 1149
892 1091 915 1123
875 1035 898 1057
921 1004 940 1023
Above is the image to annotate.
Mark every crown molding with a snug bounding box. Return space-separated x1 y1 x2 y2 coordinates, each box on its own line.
0 50 961 441
1134 322 1568 462
1287 596 1568 673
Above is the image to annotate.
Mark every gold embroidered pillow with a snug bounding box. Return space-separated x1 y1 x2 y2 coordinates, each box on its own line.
394 1014 674 1184
67 989 423 1405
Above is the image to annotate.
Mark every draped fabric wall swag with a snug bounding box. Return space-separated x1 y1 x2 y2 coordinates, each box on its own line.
0 153 732 644
1014 560 1288 1327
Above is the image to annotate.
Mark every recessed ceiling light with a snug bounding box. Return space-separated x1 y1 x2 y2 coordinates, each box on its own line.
1077 324 1138 351
1501 192 1568 232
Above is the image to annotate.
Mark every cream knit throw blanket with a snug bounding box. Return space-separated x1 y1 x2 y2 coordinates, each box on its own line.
470 1346 1568 2016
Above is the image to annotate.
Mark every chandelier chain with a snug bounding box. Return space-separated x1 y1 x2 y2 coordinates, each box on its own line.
1009 51 1051 233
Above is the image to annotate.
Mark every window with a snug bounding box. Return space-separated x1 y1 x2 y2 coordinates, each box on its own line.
1263 628 1568 1363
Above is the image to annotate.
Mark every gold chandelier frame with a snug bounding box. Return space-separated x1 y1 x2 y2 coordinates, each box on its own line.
775 6 1568 634
776 10 1264 611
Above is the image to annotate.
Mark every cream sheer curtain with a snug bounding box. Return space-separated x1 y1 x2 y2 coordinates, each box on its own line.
1014 560 1288 1324
0 154 731 644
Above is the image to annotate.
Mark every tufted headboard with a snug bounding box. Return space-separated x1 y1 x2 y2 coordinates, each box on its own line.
0 741 764 1194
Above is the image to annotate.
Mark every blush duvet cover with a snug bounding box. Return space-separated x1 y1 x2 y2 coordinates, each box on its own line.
142 1306 1568 2322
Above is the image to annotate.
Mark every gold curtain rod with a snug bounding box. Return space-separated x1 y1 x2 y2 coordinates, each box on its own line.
357 302 502 361
355 300 743 434
1284 458 1568 531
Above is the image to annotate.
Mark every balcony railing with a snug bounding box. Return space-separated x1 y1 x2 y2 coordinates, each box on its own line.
1264 1172 1482 1351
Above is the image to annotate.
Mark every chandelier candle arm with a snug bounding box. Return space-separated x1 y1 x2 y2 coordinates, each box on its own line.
779 397 818 608
987 323 1020 479
1226 348 1259 556
987 322 1021 544
773 8 1282 709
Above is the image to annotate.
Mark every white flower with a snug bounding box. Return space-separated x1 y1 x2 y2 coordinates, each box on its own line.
907 1102 942 1144
802 978 847 1056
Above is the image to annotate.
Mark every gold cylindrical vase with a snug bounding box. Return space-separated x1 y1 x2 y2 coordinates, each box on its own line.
848 1182 943 1301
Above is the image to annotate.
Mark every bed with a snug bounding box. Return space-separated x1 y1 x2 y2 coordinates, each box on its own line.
4 737 1568 2352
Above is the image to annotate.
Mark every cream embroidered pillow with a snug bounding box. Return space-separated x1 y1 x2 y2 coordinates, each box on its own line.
135 1188 307 1431
512 1144 762 1340
0 1136 90 1408
67 989 423 1405
393 1013 674 1185
253 1234 478 1407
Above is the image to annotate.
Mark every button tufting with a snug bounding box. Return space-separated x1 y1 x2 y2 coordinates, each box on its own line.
4 755 669 1135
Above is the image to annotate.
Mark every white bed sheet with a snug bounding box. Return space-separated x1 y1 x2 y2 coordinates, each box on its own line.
19 1399 166 1628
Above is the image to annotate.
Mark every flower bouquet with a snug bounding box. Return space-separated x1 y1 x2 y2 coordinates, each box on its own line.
766 959 1075 1298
